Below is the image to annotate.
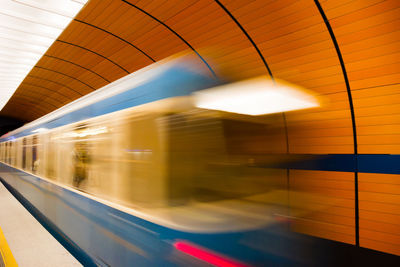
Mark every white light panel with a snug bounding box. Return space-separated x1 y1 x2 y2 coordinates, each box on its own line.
0 0 88 111
194 77 320 116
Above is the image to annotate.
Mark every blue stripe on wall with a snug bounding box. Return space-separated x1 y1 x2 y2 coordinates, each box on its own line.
256 154 400 175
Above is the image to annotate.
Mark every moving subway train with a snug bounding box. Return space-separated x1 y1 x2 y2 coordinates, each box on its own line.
0 58 326 266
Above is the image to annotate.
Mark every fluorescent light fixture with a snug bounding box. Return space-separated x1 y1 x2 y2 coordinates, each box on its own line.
0 0 89 111
0 32 51 47
194 77 320 116
0 56 37 65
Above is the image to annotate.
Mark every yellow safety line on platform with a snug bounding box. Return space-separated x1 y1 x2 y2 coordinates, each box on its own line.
0 227 17 267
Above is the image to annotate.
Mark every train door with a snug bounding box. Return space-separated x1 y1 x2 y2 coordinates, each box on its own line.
36 134 45 176
55 127 74 186
86 119 117 199
4 142 7 164
6 142 9 163
15 138 22 169
25 137 32 172
2 142 5 162
1 142 4 162
9 141 13 165
0 143 3 161
45 132 57 180
32 135 38 173
162 110 229 206
1 143 4 162
22 138 27 169
115 112 166 208
10 141 16 166
161 113 194 206
70 124 92 190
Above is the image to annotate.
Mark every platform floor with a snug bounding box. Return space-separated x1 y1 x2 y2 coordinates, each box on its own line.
0 181 81 267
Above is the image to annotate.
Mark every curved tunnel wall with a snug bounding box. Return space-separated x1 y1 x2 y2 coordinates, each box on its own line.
0 0 399 255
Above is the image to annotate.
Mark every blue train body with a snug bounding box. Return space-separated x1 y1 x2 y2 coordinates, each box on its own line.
0 163 304 266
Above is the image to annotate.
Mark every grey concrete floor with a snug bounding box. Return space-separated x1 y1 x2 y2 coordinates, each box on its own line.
0 181 81 267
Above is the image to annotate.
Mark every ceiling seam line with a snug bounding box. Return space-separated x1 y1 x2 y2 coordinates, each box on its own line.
34 66 95 90
44 55 111 83
13 95 58 109
23 81 72 99
213 0 290 156
10 99 49 113
15 90 63 106
6 106 41 118
0 25 54 39
314 0 359 247
27 75 83 96
213 0 291 223
0 11 64 30
74 19 156 63
15 90 63 105
213 0 273 78
56 40 130 74
121 0 217 78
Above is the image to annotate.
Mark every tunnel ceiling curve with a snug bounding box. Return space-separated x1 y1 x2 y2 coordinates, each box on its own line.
1 0 399 154
1 0 400 255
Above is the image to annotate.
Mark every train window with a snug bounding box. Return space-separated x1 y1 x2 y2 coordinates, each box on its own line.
164 112 287 210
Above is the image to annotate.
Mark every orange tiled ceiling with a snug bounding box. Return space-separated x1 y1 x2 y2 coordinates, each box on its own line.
1 0 399 155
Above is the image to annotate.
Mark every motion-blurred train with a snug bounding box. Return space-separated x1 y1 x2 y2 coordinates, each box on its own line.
0 57 323 266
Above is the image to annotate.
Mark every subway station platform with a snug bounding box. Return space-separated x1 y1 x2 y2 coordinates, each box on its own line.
0 181 80 267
